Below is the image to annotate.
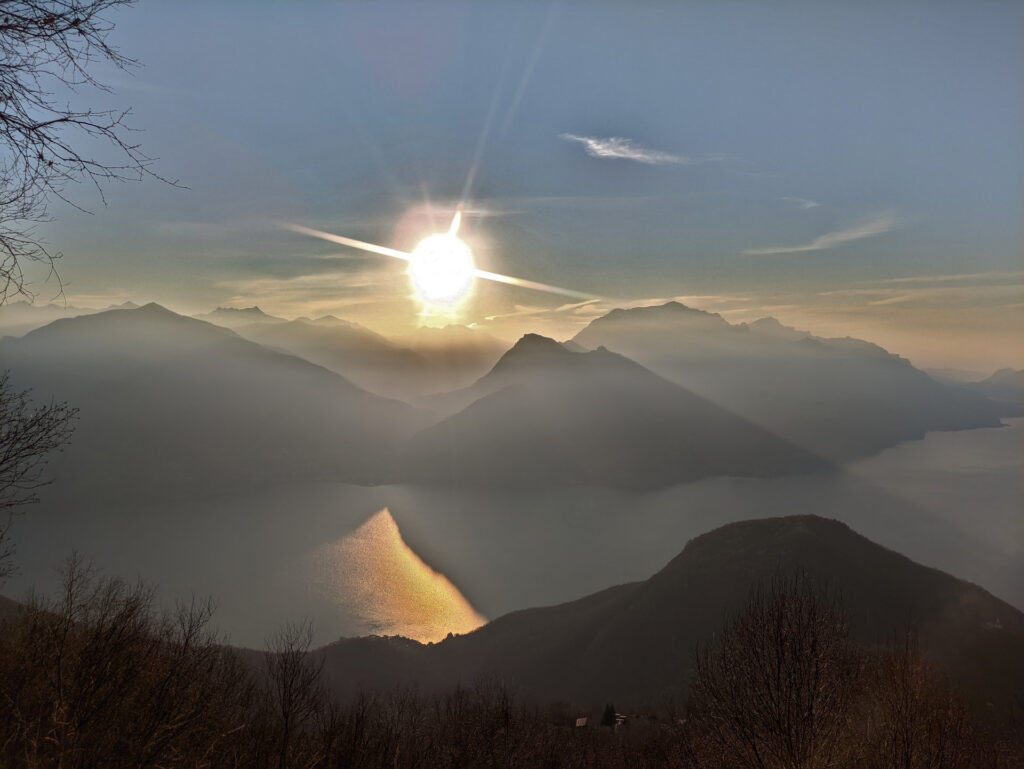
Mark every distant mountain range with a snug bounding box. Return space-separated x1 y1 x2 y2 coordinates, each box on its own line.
924 367 990 385
0 303 425 500
233 317 435 399
0 300 139 337
192 305 287 327
233 318 504 400
314 515 1024 714
965 368 1024 408
1 301 1009 494
570 302 1005 461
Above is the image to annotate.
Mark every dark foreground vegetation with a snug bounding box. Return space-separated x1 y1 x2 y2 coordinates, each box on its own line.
1 564 1021 769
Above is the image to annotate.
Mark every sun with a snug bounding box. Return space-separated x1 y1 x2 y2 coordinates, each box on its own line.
281 209 598 306
407 232 475 304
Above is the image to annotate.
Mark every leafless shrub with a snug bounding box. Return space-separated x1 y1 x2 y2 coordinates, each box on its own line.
684 571 860 769
0 555 253 768
853 632 983 769
0 371 77 580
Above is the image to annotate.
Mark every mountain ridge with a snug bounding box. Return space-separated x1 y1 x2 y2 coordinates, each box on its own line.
0 304 428 500
404 332 827 488
570 301 1004 460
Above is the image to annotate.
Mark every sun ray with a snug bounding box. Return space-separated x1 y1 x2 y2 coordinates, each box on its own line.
278 220 602 302
472 268 599 300
277 221 412 262
458 56 507 208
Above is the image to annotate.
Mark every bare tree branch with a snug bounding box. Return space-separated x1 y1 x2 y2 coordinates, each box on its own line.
684 571 860 769
0 370 77 580
0 0 176 302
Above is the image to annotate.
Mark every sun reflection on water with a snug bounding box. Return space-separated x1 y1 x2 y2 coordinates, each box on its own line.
306 508 486 643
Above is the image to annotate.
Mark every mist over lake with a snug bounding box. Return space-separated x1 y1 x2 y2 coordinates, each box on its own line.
10 418 1021 647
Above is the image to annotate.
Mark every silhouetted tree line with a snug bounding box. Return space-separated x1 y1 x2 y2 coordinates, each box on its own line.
0 566 1019 769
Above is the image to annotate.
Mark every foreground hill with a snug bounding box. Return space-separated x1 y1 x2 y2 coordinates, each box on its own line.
570 302 1004 461
0 304 427 500
318 516 1024 714
404 334 826 488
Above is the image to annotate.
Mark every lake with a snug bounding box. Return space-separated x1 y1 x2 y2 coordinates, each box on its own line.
8 420 1022 647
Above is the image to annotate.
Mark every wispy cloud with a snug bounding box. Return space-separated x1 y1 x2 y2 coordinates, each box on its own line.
874 270 1024 285
483 298 601 323
782 196 821 210
217 265 406 312
743 212 899 255
560 134 712 166
485 194 678 210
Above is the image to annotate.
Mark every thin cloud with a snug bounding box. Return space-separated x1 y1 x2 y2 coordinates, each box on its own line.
220 266 402 305
875 270 1024 285
412 202 514 219
817 270 1024 295
485 194 677 210
484 298 602 323
743 212 899 255
782 196 821 210
864 284 1024 308
818 283 1024 308
560 134 690 166
483 304 554 323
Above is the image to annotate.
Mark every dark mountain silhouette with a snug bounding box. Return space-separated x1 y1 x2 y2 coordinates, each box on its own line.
966 368 1024 407
0 304 427 500
317 516 1024 713
403 334 827 489
570 302 1004 460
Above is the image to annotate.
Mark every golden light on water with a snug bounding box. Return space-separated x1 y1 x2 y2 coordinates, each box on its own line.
306 509 487 643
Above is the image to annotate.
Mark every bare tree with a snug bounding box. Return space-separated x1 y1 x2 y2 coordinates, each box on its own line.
264 620 328 769
0 372 76 510
856 631 979 769
0 556 254 768
0 0 170 302
0 0 165 582
0 371 76 580
685 572 860 769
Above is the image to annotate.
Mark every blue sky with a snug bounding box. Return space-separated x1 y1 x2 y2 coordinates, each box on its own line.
27 0 1024 369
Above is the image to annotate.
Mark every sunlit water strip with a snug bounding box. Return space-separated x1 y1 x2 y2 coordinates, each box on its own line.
305 508 486 643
